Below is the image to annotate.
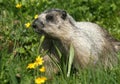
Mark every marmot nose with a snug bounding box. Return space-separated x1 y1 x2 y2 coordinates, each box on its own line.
32 19 38 29
32 23 37 29
32 19 44 29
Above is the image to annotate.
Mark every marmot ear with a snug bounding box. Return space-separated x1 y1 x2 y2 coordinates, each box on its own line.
61 10 67 20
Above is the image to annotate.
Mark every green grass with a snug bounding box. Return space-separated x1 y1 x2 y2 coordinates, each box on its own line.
0 0 120 84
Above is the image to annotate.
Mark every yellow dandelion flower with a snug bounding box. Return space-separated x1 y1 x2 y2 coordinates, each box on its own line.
25 22 31 28
16 3 22 8
39 66 45 72
34 15 38 19
34 56 44 66
27 63 36 69
35 77 47 84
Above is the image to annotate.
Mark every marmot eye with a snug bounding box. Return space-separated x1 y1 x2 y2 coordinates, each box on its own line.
61 10 67 20
46 14 54 22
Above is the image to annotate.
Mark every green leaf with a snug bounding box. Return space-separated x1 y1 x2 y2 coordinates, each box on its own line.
16 47 26 54
54 44 62 58
8 63 18 84
67 44 74 77
37 35 45 54
39 35 45 48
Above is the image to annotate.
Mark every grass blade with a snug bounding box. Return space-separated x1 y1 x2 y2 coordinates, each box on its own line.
67 44 74 77
38 35 45 54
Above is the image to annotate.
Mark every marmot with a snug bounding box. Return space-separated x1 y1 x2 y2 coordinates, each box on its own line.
32 9 120 75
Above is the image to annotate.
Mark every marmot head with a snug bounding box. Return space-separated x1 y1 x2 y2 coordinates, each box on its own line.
32 9 75 38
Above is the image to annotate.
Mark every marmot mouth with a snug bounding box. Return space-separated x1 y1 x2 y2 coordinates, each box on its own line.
34 29 46 35
34 29 55 39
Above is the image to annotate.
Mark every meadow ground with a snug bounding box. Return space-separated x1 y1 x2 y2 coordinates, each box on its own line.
0 0 120 84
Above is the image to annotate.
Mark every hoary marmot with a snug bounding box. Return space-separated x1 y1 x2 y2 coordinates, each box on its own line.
32 9 120 75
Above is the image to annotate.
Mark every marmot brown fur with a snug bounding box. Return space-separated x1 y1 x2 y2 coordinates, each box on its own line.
32 9 120 76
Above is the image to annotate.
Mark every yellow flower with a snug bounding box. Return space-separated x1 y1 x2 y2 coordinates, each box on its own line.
25 22 31 28
35 77 47 84
34 56 44 66
27 63 36 69
16 3 22 8
39 66 45 72
34 15 38 19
